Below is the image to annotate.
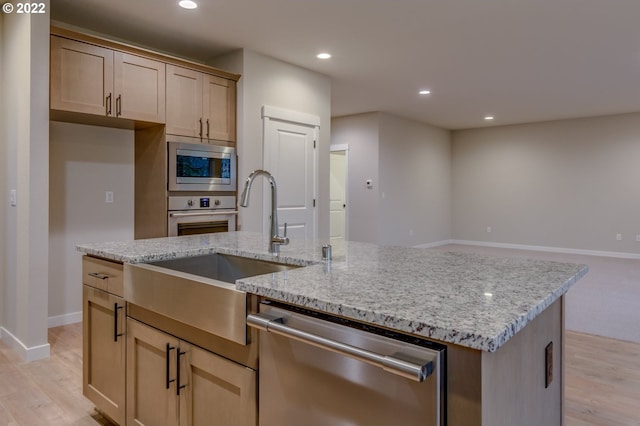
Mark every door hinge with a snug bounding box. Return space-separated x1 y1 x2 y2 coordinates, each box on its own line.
314 140 316 149
313 199 316 207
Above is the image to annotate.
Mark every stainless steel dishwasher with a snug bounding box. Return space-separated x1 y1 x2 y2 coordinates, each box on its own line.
248 302 446 426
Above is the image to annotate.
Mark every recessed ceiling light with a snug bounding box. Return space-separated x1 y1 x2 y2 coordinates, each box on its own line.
418 90 431 95
316 53 331 59
484 116 495 120
179 0 198 9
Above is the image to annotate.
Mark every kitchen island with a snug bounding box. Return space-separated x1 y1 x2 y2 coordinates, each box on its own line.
78 231 588 426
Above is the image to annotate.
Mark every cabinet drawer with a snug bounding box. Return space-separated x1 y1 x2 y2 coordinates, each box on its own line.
82 256 124 297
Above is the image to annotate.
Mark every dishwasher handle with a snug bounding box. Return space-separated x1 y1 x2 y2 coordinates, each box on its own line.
247 313 433 383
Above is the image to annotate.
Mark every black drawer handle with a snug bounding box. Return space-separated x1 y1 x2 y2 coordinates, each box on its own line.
88 272 109 280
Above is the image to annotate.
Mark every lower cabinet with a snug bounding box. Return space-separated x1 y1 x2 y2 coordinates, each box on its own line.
83 285 126 425
126 318 257 426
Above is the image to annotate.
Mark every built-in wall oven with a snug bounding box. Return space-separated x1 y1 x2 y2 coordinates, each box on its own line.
168 195 237 236
167 141 238 236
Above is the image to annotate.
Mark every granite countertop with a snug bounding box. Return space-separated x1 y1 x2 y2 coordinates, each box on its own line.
77 231 588 352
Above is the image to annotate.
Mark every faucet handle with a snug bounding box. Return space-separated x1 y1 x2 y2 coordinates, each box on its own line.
278 222 290 246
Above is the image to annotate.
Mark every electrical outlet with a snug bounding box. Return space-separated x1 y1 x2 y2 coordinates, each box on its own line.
486 226 492 233
616 233 622 241
105 191 114 204
636 234 640 242
545 341 553 388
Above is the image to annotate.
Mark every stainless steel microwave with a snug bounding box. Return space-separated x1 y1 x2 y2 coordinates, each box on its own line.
168 142 236 192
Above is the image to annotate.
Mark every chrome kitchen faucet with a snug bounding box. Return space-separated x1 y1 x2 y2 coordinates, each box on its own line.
239 170 289 254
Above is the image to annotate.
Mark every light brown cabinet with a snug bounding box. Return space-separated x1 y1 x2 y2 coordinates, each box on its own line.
127 318 256 426
166 64 236 142
51 36 166 123
82 256 126 426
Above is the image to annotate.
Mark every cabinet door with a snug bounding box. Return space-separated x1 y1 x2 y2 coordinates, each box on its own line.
166 64 203 138
114 52 166 123
179 341 257 426
202 74 236 142
83 285 125 425
50 36 114 116
127 319 180 426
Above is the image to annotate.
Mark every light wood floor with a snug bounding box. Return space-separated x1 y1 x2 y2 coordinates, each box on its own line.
0 323 113 426
565 331 640 426
0 324 639 425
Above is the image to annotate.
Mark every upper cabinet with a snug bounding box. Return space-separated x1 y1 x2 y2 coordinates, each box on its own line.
114 52 166 122
51 36 166 123
166 64 236 142
50 36 114 117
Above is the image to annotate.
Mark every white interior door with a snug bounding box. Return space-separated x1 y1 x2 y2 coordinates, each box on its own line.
264 114 317 239
330 148 348 242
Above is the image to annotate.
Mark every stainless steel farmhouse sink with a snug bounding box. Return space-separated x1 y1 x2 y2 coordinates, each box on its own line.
124 253 301 345
147 252 299 283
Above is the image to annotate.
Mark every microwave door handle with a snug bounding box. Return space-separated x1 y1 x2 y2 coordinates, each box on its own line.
169 211 238 218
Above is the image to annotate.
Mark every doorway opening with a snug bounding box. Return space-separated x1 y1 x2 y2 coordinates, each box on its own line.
330 144 349 242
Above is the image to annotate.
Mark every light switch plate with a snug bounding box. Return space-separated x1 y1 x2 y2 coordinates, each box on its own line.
9 189 16 206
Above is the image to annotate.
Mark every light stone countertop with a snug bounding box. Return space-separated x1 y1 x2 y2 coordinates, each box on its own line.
77 231 588 352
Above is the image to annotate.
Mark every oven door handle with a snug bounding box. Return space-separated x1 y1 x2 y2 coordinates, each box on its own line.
169 211 238 218
247 313 434 383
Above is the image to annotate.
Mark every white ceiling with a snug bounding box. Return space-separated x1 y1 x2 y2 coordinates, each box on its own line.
51 0 640 130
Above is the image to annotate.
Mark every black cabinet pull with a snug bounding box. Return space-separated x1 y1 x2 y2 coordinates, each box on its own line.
113 303 124 342
166 343 176 389
116 94 122 117
88 272 108 280
176 348 187 396
206 119 210 138
199 118 203 138
106 93 112 116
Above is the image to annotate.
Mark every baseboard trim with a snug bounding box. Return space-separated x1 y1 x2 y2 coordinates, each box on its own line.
413 240 452 249
0 326 51 362
48 311 82 328
449 240 640 260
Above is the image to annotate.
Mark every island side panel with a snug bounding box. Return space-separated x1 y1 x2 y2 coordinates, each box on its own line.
481 297 564 426
446 344 483 425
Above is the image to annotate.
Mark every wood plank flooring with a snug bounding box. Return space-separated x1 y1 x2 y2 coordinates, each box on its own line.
565 331 640 426
0 323 114 426
0 324 638 425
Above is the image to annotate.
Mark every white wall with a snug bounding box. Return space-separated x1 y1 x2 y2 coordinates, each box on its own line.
331 113 452 247
452 113 640 255
0 3 51 360
211 49 332 238
379 113 451 246
49 122 135 324
331 113 380 243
